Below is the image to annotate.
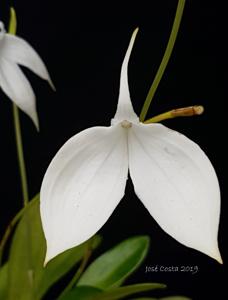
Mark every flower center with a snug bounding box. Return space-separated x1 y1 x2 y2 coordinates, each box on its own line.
121 120 132 128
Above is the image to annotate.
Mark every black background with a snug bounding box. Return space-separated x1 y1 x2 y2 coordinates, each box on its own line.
0 1 227 299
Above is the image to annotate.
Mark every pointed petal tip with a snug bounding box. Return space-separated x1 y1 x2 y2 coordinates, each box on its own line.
217 256 223 265
209 252 223 264
43 247 57 267
132 27 139 40
134 27 139 34
43 248 59 267
43 254 53 267
43 250 50 267
43 259 48 268
209 242 223 264
34 121 40 132
48 78 56 91
31 110 40 131
204 245 223 264
214 251 223 264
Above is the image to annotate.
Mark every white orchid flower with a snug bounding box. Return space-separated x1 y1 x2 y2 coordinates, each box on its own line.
0 21 54 129
40 28 222 265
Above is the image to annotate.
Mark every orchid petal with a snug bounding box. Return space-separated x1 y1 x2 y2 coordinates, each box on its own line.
128 123 222 263
40 125 128 263
3 34 55 90
0 58 39 129
112 28 139 125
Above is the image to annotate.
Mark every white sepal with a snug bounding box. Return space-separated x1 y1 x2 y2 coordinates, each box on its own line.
0 58 39 129
3 34 55 90
112 28 139 125
40 125 128 264
128 123 222 263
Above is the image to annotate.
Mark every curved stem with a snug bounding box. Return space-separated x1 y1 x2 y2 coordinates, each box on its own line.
139 0 186 122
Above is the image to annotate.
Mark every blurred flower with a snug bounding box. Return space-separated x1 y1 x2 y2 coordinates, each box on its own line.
0 21 54 129
40 28 222 265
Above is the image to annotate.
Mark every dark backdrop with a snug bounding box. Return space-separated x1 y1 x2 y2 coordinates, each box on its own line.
0 1 227 299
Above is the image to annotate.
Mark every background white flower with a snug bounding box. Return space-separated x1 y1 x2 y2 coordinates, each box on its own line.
0 21 54 129
40 29 222 265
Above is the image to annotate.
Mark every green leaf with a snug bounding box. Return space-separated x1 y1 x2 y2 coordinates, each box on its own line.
36 236 101 299
62 283 166 300
0 263 8 299
7 195 101 300
78 236 150 289
130 298 157 300
7 195 40 300
132 297 191 300
160 297 191 300
59 286 102 300
97 283 166 300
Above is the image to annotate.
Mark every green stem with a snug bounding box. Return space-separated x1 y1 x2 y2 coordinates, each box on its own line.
5 9 34 296
9 8 29 207
139 0 186 122
58 243 93 299
13 104 29 207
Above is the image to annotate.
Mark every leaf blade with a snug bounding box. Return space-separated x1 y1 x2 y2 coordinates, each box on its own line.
131 297 191 300
96 283 166 300
62 283 166 300
7 194 101 299
78 236 150 289
0 263 8 299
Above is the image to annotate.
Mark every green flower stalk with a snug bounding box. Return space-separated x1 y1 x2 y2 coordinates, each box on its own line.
140 0 186 121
